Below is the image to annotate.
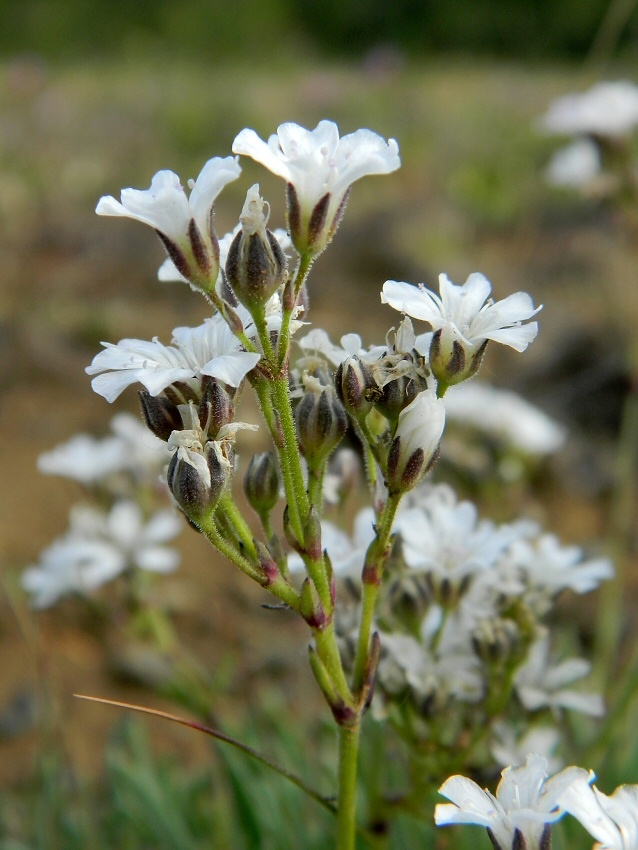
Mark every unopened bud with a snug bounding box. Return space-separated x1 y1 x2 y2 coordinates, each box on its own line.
300 577 328 629
386 390 445 495
244 452 280 516
295 386 348 468
167 434 231 518
225 184 286 309
374 372 429 427
286 183 352 257
303 505 323 562
255 540 281 586
199 379 235 438
429 329 488 388
335 356 376 419
139 391 182 441
472 618 520 665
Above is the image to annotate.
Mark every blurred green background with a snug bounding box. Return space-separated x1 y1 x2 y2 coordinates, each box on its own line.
2 0 637 62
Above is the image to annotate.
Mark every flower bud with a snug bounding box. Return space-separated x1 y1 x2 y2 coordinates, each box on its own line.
138 390 182 441
167 432 232 518
225 184 286 309
199 379 235 438
386 390 445 495
429 329 488 388
300 577 328 629
294 385 348 468
335 356 376 419
243 452 280 517
472 617 520 665
374 372 429 427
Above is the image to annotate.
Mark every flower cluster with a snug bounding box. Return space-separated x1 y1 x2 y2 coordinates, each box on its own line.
23 118 619 850
23 414 180 607
322 482 611 765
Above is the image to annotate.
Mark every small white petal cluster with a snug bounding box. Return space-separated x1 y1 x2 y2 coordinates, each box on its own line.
558 775 638 850
382 273 541 355
233 120 400 253
435 754 591 850
37 413 170 486
539 81 638 138
86 314 262 403
329 483 610 732
514 631 605 717
22 501 181 608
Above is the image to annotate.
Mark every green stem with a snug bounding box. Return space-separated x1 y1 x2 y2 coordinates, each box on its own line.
270 375 310 542
198 515 264 584
314 622 352 704
250 306 276 363
252 375 304 543
352 495 401 692
208 289 258 354
217 493 258 561
276 251 313 372
307 465 325 517
337 721 361 850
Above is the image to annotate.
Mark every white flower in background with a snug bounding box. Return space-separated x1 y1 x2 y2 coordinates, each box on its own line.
557 775 638 850
395 484 525 588
435 754 590 850
22 501 181 608
514 631 605 717
96 157 241 287
545 139 602 189
233 120 400 254
505 534 613 613
86 315 261 402
490 722 562 773
382 273 541 357
539 81 638 138
378 628 484 706
443 382 566 455
288 507 375 577
37 413 170 485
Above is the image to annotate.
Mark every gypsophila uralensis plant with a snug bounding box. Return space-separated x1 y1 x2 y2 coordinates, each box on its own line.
26 119 627 850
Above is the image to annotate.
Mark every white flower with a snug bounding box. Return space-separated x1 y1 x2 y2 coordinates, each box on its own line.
86 314 261 402
395 484 524 587
514 632 605 717
545 139 602 189
22 501 181 607
435 754 590 850
97 157 241 285
557 776 638 850
539 81 638 138
505 534 613 608
233 120 400 253
378 628 484 706
382 273 541 356
387 390 446 493
443 382 567 455
37 413 170 485
490 722 563 773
